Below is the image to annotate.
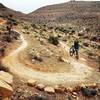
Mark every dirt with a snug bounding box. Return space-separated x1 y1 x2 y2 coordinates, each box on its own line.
2 30 100 88
18 35 72 73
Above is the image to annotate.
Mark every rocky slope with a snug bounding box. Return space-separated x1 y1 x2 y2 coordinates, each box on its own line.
0 3 29 21
29 1 100 31
0 1 100 32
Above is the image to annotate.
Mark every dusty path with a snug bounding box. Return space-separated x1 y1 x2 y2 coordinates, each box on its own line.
2 30 100 87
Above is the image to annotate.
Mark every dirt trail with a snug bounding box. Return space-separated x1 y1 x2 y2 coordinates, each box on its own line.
2 30 100 87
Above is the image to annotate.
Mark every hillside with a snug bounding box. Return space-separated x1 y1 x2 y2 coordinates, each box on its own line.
29 1 100 31
0 3 29 20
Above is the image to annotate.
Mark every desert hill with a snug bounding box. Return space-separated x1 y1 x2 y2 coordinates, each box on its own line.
0 3 29 20
0 1 100 31
29 1 100 32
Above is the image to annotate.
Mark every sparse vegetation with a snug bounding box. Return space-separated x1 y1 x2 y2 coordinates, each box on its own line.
48 36 59 45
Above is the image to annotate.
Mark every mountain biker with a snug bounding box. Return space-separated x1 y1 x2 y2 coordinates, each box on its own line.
69 39 79 59
74 39 79 56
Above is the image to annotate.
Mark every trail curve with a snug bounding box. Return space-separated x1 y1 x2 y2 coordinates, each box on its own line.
2 30 96 87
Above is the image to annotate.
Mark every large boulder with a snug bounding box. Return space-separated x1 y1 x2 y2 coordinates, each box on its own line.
0 71 13 84
0 80 13 98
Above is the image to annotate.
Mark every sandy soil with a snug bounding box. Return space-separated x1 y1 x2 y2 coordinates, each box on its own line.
2 30 100 88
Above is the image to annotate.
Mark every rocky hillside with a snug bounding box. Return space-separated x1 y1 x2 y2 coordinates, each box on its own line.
0 3 29 21
29 1 100 31
0 1 100 32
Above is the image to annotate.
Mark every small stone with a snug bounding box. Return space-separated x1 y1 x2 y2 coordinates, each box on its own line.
36 84 45 91
54 85 66 93
88 83 97 88
59 57 70 64
31 59 35 63
44 86 55 93
72 92 77 96
34 55 43 62
67 87 73 93
73 86 81 92
27 79 37 87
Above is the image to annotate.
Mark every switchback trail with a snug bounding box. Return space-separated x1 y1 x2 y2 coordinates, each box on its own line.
2 30 100 87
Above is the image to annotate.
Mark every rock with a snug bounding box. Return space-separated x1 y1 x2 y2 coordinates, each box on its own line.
73 86 81 92
87 83 97 88
59 57 70 64
83 42 89 47
27 79 37 87
54 85 66 93
36 84 45 91
72 92 78 98
33 54 43 62
30 50 43 62
72 92 77 95
22 29 26 33
78 32 84 36
67 87 73 93
31 59 35 63
0 80 13 98
81 83 97 88
0 71 13 84
44 86 55 93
